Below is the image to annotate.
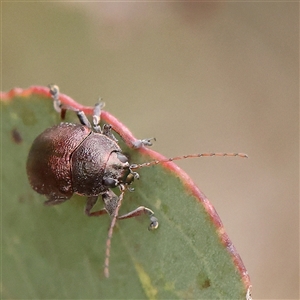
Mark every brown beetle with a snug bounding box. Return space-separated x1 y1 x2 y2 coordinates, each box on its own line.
27 85 160 277
27 85 248 277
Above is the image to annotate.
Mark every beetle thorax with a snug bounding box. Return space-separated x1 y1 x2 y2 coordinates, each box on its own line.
71 132 124 196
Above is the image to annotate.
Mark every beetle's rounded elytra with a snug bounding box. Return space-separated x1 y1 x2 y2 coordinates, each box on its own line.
26 85 248 278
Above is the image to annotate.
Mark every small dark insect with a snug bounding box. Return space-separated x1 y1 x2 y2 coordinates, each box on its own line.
26 85 248 277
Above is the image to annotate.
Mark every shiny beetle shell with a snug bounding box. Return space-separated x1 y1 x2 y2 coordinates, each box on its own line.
26 123 129 201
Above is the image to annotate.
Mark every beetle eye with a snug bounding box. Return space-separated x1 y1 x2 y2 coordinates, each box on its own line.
117 153 128 164
103 177 118 187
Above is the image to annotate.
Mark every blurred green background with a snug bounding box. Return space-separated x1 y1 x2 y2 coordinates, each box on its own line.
2 2 298 299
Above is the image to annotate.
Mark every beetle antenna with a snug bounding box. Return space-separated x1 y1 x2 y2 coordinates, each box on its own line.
104 185 126 278
130 152 248 170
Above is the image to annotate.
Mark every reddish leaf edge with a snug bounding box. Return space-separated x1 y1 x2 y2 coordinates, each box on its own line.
1 86 252 298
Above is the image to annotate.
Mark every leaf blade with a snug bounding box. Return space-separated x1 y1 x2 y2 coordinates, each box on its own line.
1 86 251 299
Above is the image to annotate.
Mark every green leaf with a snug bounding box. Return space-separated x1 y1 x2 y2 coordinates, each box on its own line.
1 86 251 299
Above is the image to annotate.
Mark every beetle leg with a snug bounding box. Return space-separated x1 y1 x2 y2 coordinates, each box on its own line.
105 123 155 149
85 195 108 217
99 190 159 230
85 190 120 218
92 101 105 133
48 86 96 129
76 110 92 128
118 206 159 230
49 84 68 119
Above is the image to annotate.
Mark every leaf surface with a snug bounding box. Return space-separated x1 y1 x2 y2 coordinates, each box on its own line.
1 86 251 299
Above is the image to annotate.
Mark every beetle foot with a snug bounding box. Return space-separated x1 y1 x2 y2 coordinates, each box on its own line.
49 84 63 113
117 206 159 230
148 216 159 230
132 137 156 149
